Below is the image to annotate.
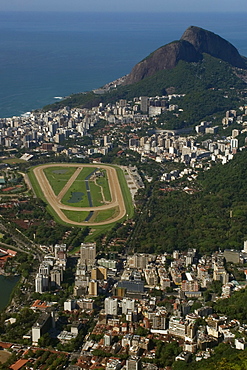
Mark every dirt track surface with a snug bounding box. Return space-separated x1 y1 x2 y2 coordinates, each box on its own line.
33 164 126 226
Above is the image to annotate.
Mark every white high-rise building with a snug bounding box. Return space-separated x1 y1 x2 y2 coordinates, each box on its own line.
35 273 43 294
35 273 49 293
104 333 112 346
122 298 135 314
64 299 76 311
105 297 118 316
32 313 52 346
244 240 247 253
230 138 238 150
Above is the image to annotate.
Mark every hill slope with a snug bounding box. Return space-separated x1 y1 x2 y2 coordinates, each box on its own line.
130 150 247 254
43 26 247 118
124 25 247 85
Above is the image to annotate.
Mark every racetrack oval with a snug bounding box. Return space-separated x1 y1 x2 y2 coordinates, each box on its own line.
32 163 126 226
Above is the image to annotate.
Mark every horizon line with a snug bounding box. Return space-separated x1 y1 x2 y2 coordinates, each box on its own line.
0 10 247 13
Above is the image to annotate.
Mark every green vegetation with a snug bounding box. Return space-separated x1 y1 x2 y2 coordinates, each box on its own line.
76 166 97 180
62 186 89 207
30 350 67 370
154 340 181 368
96 170 112 202
25 221 70 245
60 205 120 225
157 88 239 130
43 166 77 195
45 203 80 227
0 194 74 247
0 349 68 370
115 166 134 219
0 168 27 195
28 167 48 202
0 308 38 343
27 164 133 248
43 91 102 111
214 286 247 323
172 343 247 370
130 150 247 254
1 158 27 164
84 224 116 243
61 167 96 207
5 252 36 278
62 210 90 222
92 207 119 223
89 181 103 206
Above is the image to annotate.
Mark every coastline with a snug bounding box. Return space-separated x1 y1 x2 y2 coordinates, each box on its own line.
1 11 247 118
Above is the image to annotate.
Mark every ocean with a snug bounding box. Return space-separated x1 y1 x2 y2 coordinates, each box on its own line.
0 11 247 118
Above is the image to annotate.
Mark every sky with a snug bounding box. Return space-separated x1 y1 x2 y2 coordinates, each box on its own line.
1 0 247 13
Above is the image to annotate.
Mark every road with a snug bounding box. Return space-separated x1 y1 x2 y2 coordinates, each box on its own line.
57 166 82 200
32 164 126 226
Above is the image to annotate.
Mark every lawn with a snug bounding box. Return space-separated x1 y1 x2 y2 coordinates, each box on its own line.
63 207 119 224
28 168 46 201
83 164 134 241
76 166 97 181
92 206 119 223
1 158 26 164
61 180 89 207
62 210 90 222
61 167 99 207
96 170 112 202
89 181 103 206
0 350 11 364
84 223 116 243
115 166 134 218
43 166 77 196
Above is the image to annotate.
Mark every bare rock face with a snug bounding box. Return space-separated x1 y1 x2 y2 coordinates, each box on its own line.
124 40 202 85
123 26 246 86
181 26 246 69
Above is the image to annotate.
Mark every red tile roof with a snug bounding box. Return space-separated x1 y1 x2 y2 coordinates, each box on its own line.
10 359 29 370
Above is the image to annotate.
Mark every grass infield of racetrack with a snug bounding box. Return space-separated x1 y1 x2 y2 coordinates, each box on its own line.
50 167 108 208
62 210 90 223
62 179 90 207
62 206 118 224
43 166 78 196
96 170 111 202
28 163 134 239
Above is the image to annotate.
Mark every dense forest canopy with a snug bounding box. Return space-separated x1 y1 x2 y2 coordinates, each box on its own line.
130 149 247 254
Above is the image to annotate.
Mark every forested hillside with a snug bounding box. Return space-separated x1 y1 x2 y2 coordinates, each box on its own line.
130 150 247 254
173 343 247 370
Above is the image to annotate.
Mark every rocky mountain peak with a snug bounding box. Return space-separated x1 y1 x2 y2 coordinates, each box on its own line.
123 26 246 86
181 26 246 69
